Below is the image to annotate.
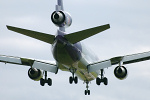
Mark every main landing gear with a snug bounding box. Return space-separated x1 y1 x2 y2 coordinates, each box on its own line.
40 71 52 86
69 69 78 84
96 69 108 86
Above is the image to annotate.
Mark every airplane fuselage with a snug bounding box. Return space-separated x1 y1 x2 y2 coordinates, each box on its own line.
52 35 81 65
51 30 99 81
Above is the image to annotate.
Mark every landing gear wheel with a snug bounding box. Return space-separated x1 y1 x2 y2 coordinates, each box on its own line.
84 90 90 95
96 77 101 85
40 78 45 86
96 69 108 86
40 71 52 86
69 76 78 84
69 76 73 84
84 81 90 95
48 78 52 86
74 76 78 84
103 77 108 85
88 90 90 95
85 90 87 95
69 68 78 84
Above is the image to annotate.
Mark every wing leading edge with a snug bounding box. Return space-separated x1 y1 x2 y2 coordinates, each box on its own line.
88 51 150 72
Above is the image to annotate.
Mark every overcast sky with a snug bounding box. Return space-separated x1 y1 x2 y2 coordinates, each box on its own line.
0 0 150 100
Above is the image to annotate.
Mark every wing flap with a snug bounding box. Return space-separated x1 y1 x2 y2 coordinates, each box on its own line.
32 61 57 73
0 55 57 73
122 51 150 64
88 60 111 72
64 24 110 44
0 55 22 65
88 51 150 72
7 25 55 44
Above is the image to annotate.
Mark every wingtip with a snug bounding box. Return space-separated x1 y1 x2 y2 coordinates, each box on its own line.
106 24 110 28
6 25 17 31
108 24 111 28
6 25 11 30
102 24 110 29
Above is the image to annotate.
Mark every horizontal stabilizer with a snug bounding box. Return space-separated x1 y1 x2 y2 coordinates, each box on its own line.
7 25 55 44
64 24 110 44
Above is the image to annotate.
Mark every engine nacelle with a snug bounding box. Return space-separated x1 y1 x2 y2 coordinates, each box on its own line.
28 68 43 81
51 11 72 28
114 66 128 80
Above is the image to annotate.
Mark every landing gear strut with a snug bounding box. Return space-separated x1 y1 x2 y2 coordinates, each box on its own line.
69 69 78 84
84 81 90 95
96 69 108 85
40 71 52 86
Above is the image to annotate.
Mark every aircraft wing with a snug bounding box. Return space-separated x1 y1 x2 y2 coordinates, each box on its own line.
0 55 58 74
88 51 150 72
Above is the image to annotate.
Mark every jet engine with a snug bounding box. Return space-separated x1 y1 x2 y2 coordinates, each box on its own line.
114 66 128 80
28 68 43 81
51 11 72 27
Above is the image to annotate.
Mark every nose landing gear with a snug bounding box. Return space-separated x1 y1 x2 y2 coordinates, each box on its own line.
84 81 90 95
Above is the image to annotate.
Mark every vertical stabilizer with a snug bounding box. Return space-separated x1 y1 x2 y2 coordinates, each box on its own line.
55 0 65 31
56 0 64 11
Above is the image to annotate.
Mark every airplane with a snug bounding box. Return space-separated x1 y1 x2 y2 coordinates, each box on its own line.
1 0 150 95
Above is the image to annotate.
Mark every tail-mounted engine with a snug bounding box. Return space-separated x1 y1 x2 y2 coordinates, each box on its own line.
51 11 72 28
114 66 128 80
28 68 43 81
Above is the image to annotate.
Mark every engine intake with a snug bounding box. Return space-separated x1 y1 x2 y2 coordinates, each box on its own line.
114 66 128 80
28 68 43 81
51 11 72 28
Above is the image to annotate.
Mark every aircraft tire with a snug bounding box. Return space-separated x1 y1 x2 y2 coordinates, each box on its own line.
48 78 52 86
74 76 78 84
96 77 101 85
40 78 45 86
85 90 87 95
103 77 108 85
85 90 90 95
88 90 90 95
69 76 73 84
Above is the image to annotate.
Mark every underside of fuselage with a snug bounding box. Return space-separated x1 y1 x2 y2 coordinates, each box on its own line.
52 35 82 65
51 31 99 81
